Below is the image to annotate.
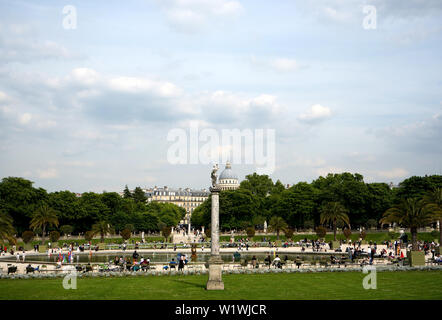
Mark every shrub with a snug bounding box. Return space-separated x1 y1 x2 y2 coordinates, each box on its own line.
343 228 352 240
60 225 73 236
120 229 131 241
205 228 211 238
315 226 327 238
49 231 60 242
85 231 94 242
360 230 367 240
246 227 255 238
284 228 294 239
161 226 172 240
22 231 34 244
431 230 439 239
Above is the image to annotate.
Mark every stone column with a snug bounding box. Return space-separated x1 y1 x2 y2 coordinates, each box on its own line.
206 186 224 290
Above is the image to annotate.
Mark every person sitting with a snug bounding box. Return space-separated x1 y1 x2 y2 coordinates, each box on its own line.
8 265 17 274
264 255 272 268
251 255 257 268
169 258 177 269
132 250 139 262
25 264 35 274
272 255 282 268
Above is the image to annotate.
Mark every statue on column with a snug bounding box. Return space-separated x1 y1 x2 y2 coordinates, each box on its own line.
211 164 219 188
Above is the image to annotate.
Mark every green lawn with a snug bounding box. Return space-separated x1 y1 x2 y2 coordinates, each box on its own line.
0 271 441 300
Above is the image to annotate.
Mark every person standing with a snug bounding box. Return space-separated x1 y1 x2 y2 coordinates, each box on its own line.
16 251 20 262
22 250 26 262
178 255 185 271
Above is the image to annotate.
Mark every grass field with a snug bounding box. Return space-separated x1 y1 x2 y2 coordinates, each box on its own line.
0 271 441 300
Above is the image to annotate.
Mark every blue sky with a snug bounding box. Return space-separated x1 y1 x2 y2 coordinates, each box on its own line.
0 0 441 192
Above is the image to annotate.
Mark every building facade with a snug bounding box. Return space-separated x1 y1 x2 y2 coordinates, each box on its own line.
144 186 210 225
218 161 240 190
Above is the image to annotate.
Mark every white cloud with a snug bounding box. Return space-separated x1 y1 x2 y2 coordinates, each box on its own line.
108 76 182 97
315 166 346 177
0 23 78 63
250 55 303 73
19 113 32 125
0 91 9 102
377 168 409 179
269 58 299 72
298 104 332 124
157 0 243 33
37 168 58 179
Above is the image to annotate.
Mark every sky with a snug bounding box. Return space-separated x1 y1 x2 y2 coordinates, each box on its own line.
0 0 441 193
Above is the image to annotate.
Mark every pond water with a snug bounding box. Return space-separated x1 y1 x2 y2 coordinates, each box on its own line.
0 251 346 264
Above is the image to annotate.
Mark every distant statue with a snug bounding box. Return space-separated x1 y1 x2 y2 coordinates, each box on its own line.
211 164 219 187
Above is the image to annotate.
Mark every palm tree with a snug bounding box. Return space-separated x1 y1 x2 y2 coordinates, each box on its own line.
380 198 436 250
320 202 350 241
92 221 113 242
30 204 59 244
269 216 288 240
0 211 16 244
423 188 442 245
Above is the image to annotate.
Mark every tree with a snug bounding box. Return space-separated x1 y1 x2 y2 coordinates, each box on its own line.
380 198 436 250
59 225 74 236
30 204 59 244
269 216 288 240
366 219 378 229
313 173 368 226
422 188 442 245
84 231 94 242
0 177 47 234
304 220 314 230
366 183 394 222
123 185 132 198
272 182 318 229
22 231 34 244
92 221 113 242
133 187 147 204
240 173 275 198
319 202 350 241
0 211 15 244
395 175 442 200
47 191 81 232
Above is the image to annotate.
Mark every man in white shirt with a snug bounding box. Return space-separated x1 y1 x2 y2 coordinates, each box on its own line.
272 255 281 268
